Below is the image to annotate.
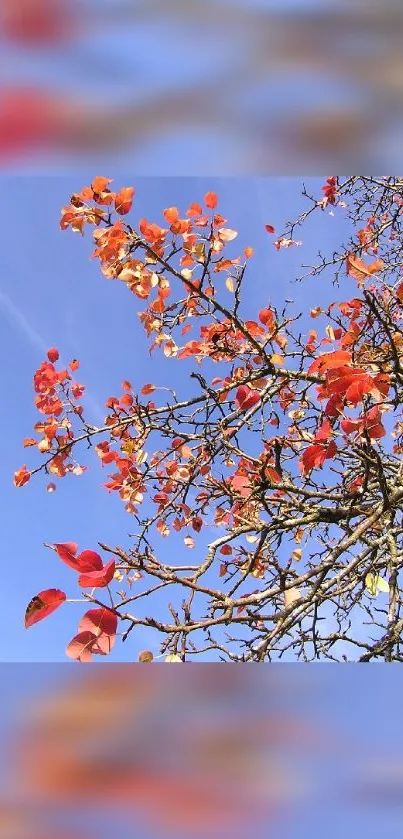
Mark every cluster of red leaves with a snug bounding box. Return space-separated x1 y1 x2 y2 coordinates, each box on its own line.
25 542 117 661
14 349 85 488
321 176 338 205
300 347 390 474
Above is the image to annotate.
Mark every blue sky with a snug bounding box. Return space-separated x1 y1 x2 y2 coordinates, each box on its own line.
1 175 358 661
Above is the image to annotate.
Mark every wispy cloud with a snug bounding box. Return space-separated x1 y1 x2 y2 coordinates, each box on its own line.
0 290 105 423
0 291 48 353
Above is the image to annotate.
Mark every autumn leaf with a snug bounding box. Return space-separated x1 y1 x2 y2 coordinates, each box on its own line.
115 186 135 215
92 176 113 194
79 607 117 637
141 383 155 395
14 465 31 487
284 587 301 608
76 550 104 572
308 350 352 375
204 191 218 209
235 386 261 411
25 588 66 628
66 631 100 662
346 252 384 283
47 347 59 363
54 542 80 570
163 207 179 224
78 558 116 589
265 224 275 234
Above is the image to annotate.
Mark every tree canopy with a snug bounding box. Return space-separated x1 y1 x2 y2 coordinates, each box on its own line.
15 176 403 662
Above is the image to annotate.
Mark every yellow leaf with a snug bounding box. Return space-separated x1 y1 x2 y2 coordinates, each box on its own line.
225 276 235 293
218 227 238 242
165 654 182 662
375 575 389 593
270 353 284 366
365 573 377 596
284 587 301 608
292 549 302 562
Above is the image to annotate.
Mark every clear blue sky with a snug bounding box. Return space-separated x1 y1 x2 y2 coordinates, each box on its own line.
1 175 356 661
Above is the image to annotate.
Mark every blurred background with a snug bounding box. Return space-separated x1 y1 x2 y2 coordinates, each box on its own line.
0 665 403 839
1 0 403 172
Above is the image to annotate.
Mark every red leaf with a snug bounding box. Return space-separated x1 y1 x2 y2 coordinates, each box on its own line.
76 550 103 572
92 633 116 655
315 419 333 442
25 588 66 628
54 542 80 570
204 191 218 209
115 186 135 215
79 607 117 637
258 308 275 329
66 631 99 662
265 224 275 234
341 417 361 435
47 347 59 363
345 375 373 405
300 439 337 475
235 385 261 411
78 559 116 589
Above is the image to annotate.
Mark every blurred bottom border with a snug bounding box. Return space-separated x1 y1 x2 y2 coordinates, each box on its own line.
0 664 402 838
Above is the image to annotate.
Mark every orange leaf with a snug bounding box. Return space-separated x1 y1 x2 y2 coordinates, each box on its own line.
308 350 352 375
14 465 31 487
346 252 383 283
115 186 135 215
163 206 179 224
47 347 59 363
204 191 218 209
141 383 155 395
186 202 202 217
92 176 112 194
